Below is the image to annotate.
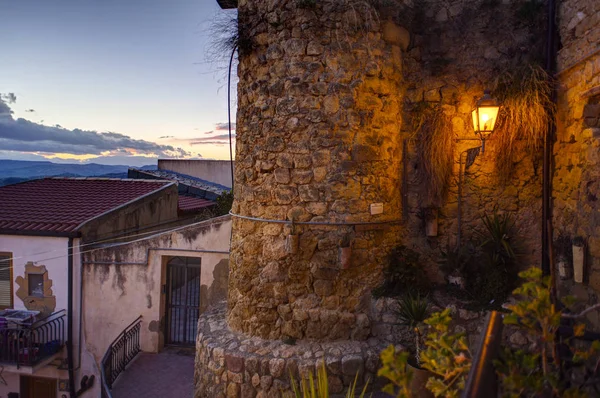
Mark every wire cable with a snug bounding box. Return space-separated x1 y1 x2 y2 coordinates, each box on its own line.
0 216 230 271
227 44 237 191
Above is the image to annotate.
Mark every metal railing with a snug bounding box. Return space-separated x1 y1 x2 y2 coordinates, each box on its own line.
101 315 142 398
0 309 66 368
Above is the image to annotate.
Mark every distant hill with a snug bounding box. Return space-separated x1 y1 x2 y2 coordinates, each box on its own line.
0 159 155 186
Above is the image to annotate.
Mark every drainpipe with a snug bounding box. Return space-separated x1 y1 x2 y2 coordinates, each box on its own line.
68 237 76 397
542 0 557 276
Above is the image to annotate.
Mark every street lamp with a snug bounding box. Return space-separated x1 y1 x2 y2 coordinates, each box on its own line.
472 90 500 151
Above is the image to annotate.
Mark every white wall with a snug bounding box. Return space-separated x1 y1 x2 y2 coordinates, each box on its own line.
0 234 79 397
81 216 231 365
158 159 234 188
0 235 69 317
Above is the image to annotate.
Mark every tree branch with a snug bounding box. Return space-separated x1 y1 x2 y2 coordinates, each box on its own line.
562 303 600 319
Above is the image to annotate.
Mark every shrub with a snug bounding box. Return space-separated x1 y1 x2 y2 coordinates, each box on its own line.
373 246 431 298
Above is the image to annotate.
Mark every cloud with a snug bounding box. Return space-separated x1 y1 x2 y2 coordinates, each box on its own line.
204 130 214 135
214 122 235 130
189 141 229 146
159 135 174 139
0 97 194 159
190 134 235 145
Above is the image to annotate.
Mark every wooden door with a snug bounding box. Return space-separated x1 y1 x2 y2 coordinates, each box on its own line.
20 376 57 398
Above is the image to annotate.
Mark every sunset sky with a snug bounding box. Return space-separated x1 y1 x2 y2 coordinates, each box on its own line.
0 0 238 166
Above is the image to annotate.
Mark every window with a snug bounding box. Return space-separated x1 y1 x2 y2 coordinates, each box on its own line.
28 274 44 298
0 253 13 309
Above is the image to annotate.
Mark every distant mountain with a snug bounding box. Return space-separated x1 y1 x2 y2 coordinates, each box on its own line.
0 159 155 186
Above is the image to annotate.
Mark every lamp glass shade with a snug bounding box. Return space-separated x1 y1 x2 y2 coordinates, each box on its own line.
472 91 500 135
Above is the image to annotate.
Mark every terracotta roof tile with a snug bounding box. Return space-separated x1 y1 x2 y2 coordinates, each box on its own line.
178 195 216 213
0 178 172 234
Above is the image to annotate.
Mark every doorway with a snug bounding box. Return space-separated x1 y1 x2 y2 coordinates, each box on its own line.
20 376 57 398
165 256 201 345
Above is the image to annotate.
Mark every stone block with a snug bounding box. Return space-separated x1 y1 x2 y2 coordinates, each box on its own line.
274 168 291 184
269 358 286 378
226 382 240 398
341 355 364 376
226 354 244 373
313 280 333 296
382 20 410 50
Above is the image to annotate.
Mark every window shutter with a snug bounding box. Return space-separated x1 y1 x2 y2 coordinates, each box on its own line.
0 255 12 308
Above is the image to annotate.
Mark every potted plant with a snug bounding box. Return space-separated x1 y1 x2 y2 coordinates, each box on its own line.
572 236 585 283
438 244 474 289
395 293 434 398
554 233 572 280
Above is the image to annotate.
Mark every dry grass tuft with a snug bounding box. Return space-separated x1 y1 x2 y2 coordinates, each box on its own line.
492 65 554 182
412 102 455 207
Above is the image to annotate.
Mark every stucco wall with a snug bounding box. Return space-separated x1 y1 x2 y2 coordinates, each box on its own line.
158 159 234 188
553 0 600 320
81 216 231 364
79 183 179 242
0 235 88 397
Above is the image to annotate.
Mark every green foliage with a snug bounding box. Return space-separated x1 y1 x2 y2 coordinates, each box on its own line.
378 309 471 398
288 362 368 398
378 346 414 398
438 243 475 277
420 309 472 397
215 190 234 216
477 210 517 262
496 268 600 397
396 293 430 366
396 293 430 329
373 246 431 298
467 210 519 307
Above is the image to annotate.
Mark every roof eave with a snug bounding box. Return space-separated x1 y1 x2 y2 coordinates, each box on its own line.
0 229 81 238
217 0 238 9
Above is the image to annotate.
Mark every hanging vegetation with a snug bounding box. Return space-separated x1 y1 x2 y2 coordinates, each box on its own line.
492 65 554 182
411 102 455 207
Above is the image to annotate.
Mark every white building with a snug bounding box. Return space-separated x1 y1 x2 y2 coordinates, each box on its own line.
0 177 230 398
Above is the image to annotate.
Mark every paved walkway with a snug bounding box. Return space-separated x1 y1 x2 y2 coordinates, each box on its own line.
112 347 195 398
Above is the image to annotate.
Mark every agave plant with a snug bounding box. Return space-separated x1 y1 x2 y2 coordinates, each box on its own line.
288 361 369 398
477 210 517 263
396 293 430 366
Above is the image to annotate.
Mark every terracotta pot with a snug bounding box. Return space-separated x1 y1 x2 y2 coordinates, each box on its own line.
573 245 585 283
340 246 352 269
447 275 465 288
286 234 299 254
425 209 438 237
407 363 434 398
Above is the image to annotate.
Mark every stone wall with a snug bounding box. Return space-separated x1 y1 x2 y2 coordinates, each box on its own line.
229 0 405 340
228 0 547 341
553 0 600 323
396 0 545 273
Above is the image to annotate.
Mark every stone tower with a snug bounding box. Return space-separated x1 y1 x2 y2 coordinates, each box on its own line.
228 0 406 341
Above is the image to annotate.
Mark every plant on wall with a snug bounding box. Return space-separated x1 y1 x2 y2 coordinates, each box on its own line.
373 245 431 298
496 267 600 397
379 308 472 398
467 210 520 307
411 101 455 207
492 64 554 182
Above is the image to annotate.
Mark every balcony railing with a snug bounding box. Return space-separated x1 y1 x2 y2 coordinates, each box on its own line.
0 309 66 368
101 315 142 398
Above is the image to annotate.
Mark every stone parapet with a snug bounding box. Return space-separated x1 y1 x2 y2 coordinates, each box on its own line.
194 303 391 398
